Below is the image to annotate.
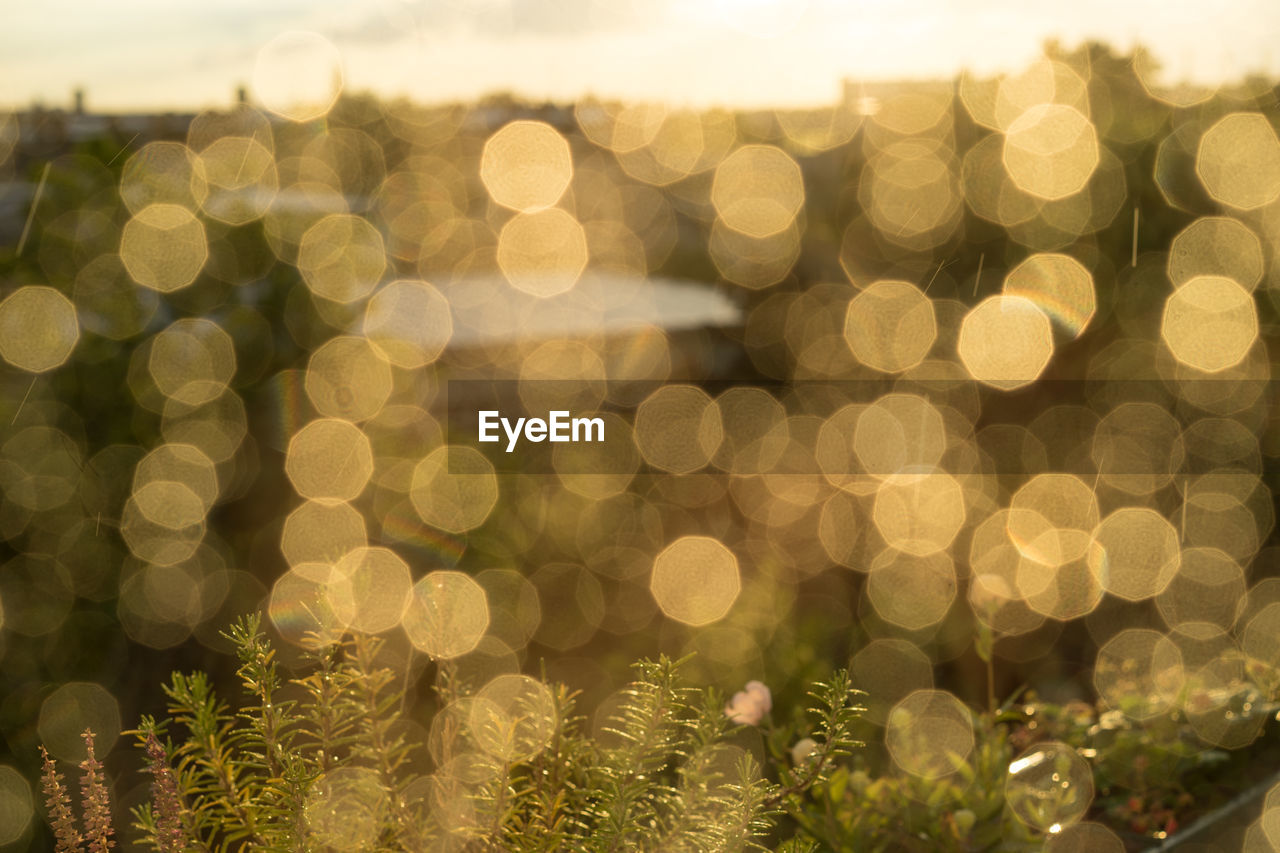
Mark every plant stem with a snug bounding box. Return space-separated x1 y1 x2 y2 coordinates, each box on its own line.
987 652 997 715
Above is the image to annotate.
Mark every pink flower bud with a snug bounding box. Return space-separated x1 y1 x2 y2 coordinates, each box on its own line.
744 680 772 713
725 689 765 725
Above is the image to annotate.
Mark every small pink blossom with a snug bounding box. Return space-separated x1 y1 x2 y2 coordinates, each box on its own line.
744 680 772 713
724 680 772 725
790 737 818 766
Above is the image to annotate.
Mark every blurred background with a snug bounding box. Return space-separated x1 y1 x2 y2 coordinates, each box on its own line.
2 0 1280 849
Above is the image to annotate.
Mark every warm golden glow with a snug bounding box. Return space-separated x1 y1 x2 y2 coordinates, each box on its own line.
886 690 974 780
497 208 589 298
843 280 937 373
403 571 490 660
649 536 740 627
285 419 374 504
1002 253 1095 337
297 214 387 304
1005 741 1093 831
711 145 804 238
0 286 79 373
120 203 209 292
1196 112 1280 210
410 446 499 534
1002 103 1099 201
1160 275 1258 373
253 30 344 123
481 121 574 212
958 295 1055 389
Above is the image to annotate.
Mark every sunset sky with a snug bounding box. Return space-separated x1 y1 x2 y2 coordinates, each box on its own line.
4 0 1278 112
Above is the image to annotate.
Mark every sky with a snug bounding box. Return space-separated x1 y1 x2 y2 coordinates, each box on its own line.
3 0 1278 112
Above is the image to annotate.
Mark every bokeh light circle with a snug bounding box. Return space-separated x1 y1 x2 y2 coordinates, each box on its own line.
1002 104 1099 201
363 279 453 368
285 419 374 504
481 120 573 212
1195 112 1280 210
0 766 32 845
958 295 1054 389
403 570 490 660
253 31 344 123
1005 741 1093 832
843 280 937 373
1160 275 1258 373
885 689 975 780
410 446 499 534
0 286 79 373
711 145 804 238
1002 253 1095 337
650 536 740 627
37 682 122 762
120 203 208 292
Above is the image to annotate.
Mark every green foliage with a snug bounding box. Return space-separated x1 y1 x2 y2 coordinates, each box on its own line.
37 614 1280 851
41 617 863 851
785 710 1040 853
784 685 1280 852
1013 691 1280 840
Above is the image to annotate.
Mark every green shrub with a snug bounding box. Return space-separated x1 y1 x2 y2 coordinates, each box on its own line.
38 614 864 851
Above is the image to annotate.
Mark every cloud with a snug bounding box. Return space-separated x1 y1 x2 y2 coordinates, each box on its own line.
327 0 666 44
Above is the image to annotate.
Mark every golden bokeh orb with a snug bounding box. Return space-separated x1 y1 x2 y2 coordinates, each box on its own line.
1160 275 1258 373
297 214 387 304
328 546 412 635
1002 253 1095 337
0 286 79 373
633 385 723 474
481 120 574 212
120 141 208 214
711 144 804 238
1168 217 1264 292
149 318 237 407
409 446 499 534
253 30 344 123
886 689 974 780
304 767 386 851
269 561 349 646
843 280 937 373
132 480 207 530
1196 112 1280 210
120 203 208 292
1087 507 1181 601
649 536 740 627
198 136 278 225
305 335 392 423
496 208 588 298
36 682 121 762
1093 629 1185 721
867 549 957 631
0 766 32 845
471 674 557 762
958 295 1054 389
1005 741 1093 831
1002 104 1099 200
281 500 366 566
285 419 374 504
871 471 966 556
363 279 453 369
853 394 946 482
402 571 490 660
